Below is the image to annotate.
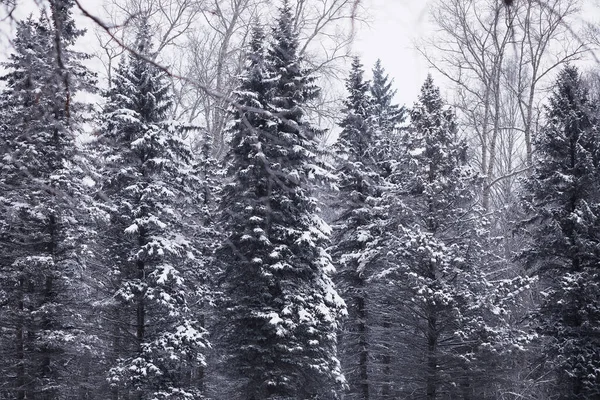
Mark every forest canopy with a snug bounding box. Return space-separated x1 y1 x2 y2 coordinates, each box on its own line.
0 0 599 399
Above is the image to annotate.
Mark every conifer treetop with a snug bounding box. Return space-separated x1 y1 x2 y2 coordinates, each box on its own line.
370 59 405 132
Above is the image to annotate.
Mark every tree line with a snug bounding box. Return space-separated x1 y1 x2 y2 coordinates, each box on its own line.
0 0 599 400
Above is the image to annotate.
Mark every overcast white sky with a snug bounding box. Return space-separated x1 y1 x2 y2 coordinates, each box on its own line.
2 0 599 109
1 0 435 108
353 0 432 107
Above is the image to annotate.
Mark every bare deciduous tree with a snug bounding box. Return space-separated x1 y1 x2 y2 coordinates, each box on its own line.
418 0 585 212
93 0 362 158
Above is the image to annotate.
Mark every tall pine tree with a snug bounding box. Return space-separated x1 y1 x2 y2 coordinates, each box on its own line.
331 56 392 400
366 59 405 399
0 5 97 399
520 65 600 399
370 59 405 139
218 3 346 397
388 75 491 399
94 20 208 400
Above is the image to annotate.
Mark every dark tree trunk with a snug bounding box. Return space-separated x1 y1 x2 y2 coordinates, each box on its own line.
40 274 55 400
136 258 145 400
16 278 25 400
110 303 121 400
40 214 57 400
381 309 392 398
460 364 473 400
136 260 145 347
356 275 369 400
426 306 438 400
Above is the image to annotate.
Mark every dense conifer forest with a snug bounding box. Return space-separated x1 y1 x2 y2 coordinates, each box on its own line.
0 0 599 399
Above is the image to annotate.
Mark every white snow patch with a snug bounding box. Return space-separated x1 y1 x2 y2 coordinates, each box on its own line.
124 224 139 234
82 176 96 187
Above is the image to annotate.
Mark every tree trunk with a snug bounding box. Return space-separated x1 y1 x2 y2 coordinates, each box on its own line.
356 275 369 400
111 306 120 400
425 306 438 400
16 278 25 400
380 299 392 399
40 214 57 400
460 364 473 400
136 258 145 400
40 274 55 400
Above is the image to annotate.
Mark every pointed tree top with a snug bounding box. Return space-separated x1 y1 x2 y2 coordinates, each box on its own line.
343 56 370 113
417 74 443 112
371 59 397 102
133 16 155 57
347 56 368 88
370 59 405 130
372 59 387 83
271 0 300 59
275 0 295 36
248 23 267 60
251 23 266 42
49 0 83 44
549 65 587 109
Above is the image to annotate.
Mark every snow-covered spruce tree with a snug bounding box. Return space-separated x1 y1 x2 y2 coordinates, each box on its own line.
217 6 346 398
366 59 406 399
188 130 222 395
330 56 390 400
369 60 405 149
95 21 208 400
387 75 496 399
520 65 600 399
368 60 406 212
0 6 97 400
214 25 275 399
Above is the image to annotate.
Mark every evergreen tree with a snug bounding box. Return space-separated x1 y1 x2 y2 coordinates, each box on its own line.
330 56 390 400
189 130 223 396
218 5 346 398
369 59 405 139
520 65 600 399
0 7 97 399
388 75 493 399
94 21 208 400
366 59 405 399
216 25 276 399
